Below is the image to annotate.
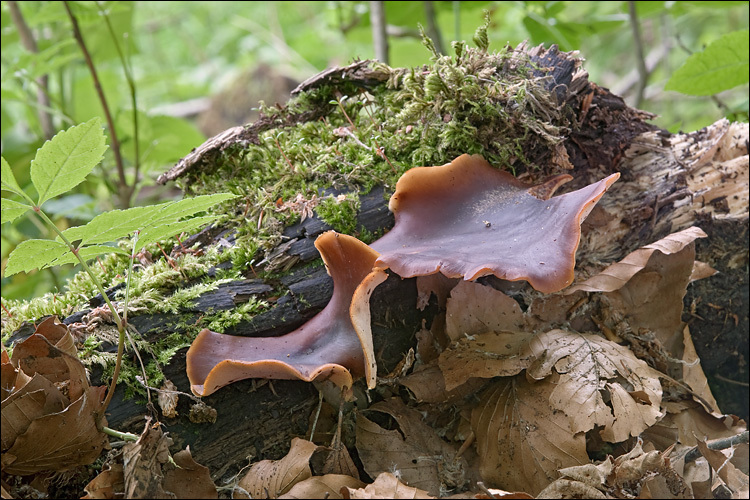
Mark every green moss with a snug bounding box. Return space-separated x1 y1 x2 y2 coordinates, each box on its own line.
3 30 576 402
203 297 268 333
316 193 360 235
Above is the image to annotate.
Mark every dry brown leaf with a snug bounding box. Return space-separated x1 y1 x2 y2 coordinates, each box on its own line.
526 330 663 441
10 322 89 402
596 236 699 352
279 474 365 499
162 447 218 499
689 260 718 282
611 442 690 499
696 439 750 499
237 437 322 499
322 444 360 480
401 364 486 404
2 388 108 475
122 420 173 499
444 281 526 342
342 472 435 499
732 443 749 475
415 324 442 364
680 325 720 414
535 478 609 498
442 328 662 442
565 226 707 294
471 374 589 495
416 274 459 311
157 379 179 419
356 398 470 496
1 374 69 452
82 464 125 499
653 402 745 447
2 347 17 400
539 441 691 499
438 331 530 392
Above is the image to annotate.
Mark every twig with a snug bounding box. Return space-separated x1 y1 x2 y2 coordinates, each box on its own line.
627 1 649 108
63 1 131 208
134 376 203 403
715 374 750 387
683 431 749 464
369 1 389 64
101 426 139 442
96 1 141 194
8 1 54 139
272 134 296 172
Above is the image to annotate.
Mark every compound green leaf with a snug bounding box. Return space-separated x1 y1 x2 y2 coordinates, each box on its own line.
50 245 128 267
4 240 68 276
60 193 236 247
1 198 31 224
665 30 749 96
31 118 107 207
1 156 25 197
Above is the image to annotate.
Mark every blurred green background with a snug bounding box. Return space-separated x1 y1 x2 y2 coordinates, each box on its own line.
2 1 748 302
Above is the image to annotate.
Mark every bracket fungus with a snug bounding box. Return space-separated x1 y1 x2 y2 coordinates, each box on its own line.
186 154 619 396
371 154 620 293
186 231 385 396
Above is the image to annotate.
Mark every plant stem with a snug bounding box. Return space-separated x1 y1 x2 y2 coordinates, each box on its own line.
101 426 139 442
33 207 126 424
627 1 649 108
7 1 55 140
96 1 141 196
63 1 132 209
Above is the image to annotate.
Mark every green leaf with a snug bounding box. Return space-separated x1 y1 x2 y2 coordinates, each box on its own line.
134 216 217 253
61 193 237 247
665 30 750 96
31 118 108 207
50 245 128 267
4 240 69 276
1 157 25 196
1 198 31 224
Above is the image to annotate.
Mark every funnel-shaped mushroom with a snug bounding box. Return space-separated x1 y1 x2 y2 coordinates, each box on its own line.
371 154 619 293
186 231 386 396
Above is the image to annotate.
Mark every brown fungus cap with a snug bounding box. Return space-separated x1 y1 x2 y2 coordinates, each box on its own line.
186 231 385 396
371 154 620 293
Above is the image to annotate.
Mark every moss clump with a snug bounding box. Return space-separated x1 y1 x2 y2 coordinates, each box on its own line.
3 27 578 401
316 193 360 235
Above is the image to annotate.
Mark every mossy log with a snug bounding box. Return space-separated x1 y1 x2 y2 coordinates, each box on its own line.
4 43 747 483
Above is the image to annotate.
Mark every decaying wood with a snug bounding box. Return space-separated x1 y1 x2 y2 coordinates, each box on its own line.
6 46 747 482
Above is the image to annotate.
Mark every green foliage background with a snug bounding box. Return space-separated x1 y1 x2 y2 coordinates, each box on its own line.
2 0 748 303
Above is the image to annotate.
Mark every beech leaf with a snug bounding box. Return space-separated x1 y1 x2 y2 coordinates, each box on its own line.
342 472 435 499
471 375 589 496
356 398 471 496
526 330 663 441
237 438 322 498
565 226 708 294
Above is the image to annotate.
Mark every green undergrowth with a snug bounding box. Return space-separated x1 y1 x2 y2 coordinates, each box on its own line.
2 27 578 399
